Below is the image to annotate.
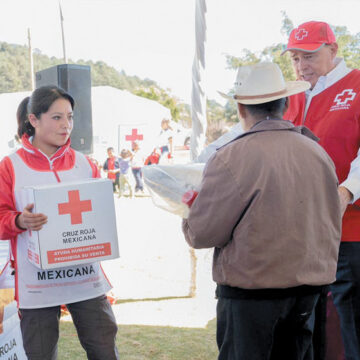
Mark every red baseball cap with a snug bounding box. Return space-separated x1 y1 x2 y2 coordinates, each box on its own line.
282 21 336 54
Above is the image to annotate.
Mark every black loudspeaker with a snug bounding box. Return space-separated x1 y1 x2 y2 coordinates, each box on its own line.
35 64 93 154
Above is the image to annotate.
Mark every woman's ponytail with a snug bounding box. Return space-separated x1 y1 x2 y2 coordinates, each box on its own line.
16 96 34 138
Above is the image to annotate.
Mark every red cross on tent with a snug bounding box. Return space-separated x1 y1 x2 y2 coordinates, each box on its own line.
125 128 144 147
58 190 92 225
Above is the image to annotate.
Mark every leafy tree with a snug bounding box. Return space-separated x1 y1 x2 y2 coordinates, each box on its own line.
280 10 294 37
206 99 227 143
134 86 183 121
334 26 360 68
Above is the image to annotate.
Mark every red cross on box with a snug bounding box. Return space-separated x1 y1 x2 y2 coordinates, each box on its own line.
58 190 92 225
125 128 144 147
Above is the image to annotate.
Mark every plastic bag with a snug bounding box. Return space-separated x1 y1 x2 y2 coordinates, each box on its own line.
142 163 205 218
0 296 27 359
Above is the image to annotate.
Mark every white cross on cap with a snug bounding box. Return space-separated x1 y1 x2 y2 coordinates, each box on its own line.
295 28 308 41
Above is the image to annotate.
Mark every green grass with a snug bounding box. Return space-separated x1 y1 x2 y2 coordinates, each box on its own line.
58 318 218 360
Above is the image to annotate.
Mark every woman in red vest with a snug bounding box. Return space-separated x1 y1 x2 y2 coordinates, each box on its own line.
0 86 119 360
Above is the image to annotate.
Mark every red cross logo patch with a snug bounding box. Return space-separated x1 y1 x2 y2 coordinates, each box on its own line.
125 128 144 147
295 28 308 41
334 89 356 106
58 190 92 225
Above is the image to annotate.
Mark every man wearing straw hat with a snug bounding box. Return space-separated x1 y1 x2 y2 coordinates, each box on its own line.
282 21 360 359
182 62 341 359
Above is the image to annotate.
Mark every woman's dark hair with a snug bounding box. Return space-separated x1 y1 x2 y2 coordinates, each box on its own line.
17 85 75 138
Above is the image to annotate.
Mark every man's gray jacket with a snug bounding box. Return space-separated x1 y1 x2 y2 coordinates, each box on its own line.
182 119 341 289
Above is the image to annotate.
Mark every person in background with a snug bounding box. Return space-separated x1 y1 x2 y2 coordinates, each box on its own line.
0 86 119 360
144 147 161 166
158 118 173 161
118 149 132 198
182 62 341 360
103 147 120 193
88 155 101 172
130 141 144 194
283 21 360 359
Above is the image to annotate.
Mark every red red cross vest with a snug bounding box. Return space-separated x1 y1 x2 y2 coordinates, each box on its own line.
8 151 111 308
285 69 360 242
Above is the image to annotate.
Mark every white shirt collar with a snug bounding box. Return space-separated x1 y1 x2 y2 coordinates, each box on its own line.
306 58 351 98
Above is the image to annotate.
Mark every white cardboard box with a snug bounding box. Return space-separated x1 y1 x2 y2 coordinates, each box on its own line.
21 178 119 269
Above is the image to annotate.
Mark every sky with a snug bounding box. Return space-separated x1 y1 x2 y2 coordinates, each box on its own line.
1 0 360 105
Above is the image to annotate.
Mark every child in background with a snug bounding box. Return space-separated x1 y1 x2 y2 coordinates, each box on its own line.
130 141 145 194
158 118 173 159
103 147 120 193
118 149 132 198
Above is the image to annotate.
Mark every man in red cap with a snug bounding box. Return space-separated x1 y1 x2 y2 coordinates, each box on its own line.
283 21 360 359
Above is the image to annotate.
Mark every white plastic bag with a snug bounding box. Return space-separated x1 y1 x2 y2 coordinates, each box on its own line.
0 242 27 359
143 163 205 218
0 291 27 359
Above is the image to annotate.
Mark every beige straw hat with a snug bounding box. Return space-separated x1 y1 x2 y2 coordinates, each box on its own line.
219 62 310 105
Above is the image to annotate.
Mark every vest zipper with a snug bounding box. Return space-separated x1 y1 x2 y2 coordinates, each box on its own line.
49 159 61 183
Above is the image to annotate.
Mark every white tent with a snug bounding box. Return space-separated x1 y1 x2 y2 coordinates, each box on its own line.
91 86 171 163
0 86 171 162
0 90 30 156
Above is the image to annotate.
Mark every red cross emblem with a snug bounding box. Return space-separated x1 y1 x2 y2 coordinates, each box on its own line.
334 89 356 106
125 129 144 147
295 28 308 41
58 190 92 225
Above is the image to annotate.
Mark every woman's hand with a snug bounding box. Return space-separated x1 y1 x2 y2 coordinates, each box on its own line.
16 204 48 231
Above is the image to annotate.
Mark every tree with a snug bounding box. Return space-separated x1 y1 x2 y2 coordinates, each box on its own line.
206 99 227 143
280 10 294 37
134 86 183 122
334 26 360 68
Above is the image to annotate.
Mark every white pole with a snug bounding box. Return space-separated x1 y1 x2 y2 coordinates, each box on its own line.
27 28 35 91
188 0 208 298
190 0 207 161
59 1 67 63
